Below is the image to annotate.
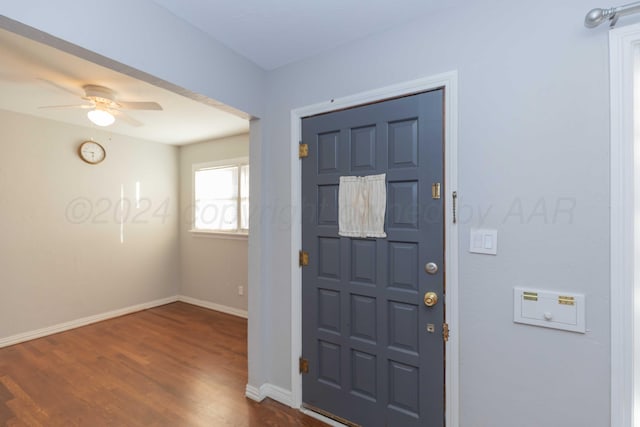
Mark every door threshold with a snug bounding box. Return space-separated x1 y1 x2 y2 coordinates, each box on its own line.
302 403 361 427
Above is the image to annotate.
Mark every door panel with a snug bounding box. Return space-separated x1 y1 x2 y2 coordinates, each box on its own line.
302 89 445 427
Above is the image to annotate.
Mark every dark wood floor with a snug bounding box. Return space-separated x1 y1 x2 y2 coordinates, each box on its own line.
0 302 326 426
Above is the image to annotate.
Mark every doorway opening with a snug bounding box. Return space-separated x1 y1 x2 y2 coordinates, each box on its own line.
0 18 254 391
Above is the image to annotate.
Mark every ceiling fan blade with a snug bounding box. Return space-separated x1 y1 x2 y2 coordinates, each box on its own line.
111 109 143 127
38 103 93 110
118 101 163 111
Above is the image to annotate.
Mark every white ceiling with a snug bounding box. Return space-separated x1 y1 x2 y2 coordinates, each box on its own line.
0 1 454 144
0 27 249 146
151 0 458 70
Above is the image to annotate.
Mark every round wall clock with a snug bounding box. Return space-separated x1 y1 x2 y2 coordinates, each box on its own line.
78 140 106 164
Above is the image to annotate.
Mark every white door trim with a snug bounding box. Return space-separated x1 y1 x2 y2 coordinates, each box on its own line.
609 23 640 427
290 71 459 426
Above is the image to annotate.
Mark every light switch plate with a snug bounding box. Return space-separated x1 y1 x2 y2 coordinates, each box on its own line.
469 228 498 255
513 287 586 333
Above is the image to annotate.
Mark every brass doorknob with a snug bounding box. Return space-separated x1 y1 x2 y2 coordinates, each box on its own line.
424 292 438 307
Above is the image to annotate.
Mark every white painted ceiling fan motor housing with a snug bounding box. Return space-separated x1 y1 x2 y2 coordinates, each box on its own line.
83 84 120 108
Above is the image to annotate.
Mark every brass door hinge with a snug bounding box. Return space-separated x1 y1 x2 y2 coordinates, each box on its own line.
299 250 309 267
443 322 450 342
299 357 309 374
299 143 309 159
432 183 441 200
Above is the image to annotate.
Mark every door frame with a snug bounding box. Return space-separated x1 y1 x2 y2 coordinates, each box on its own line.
290 71 459 426
609 22 640 427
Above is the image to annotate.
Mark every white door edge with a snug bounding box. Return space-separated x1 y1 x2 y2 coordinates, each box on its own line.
610 23 640 427
289 71 460 427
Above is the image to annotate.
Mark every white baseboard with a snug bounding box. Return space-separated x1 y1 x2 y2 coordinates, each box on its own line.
0 296 178 349
261 383 293 407
246 382 347 426
244 383 293 407
177 295 248 319
0 295 248 349
245 384 265 402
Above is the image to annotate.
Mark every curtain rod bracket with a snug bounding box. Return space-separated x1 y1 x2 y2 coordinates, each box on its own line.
585 2 640 28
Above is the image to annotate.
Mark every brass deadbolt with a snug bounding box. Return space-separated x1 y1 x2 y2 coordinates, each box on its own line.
424 292 439 307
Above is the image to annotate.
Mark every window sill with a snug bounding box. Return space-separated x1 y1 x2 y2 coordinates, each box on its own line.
189 230 249 240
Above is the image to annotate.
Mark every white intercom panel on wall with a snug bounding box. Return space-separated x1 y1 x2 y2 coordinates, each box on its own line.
513 287 586 333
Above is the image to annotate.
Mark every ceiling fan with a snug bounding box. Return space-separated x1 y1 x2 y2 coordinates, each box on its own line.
39 84 163 127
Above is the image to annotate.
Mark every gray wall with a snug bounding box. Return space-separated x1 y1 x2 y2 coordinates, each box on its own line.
0 1 616 425
0 111 250 339
179 135 249 312
0 109 179 338
261 1 611 426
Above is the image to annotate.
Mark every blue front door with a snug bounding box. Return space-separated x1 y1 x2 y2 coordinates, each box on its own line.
301 89 446 426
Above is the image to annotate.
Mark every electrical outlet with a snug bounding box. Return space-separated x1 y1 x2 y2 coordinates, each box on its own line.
238 285 244 296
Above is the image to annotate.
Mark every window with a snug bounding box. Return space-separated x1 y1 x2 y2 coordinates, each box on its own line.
193 158 249 234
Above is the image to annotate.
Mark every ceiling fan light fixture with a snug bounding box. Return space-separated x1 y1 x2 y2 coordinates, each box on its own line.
87 108 115 127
